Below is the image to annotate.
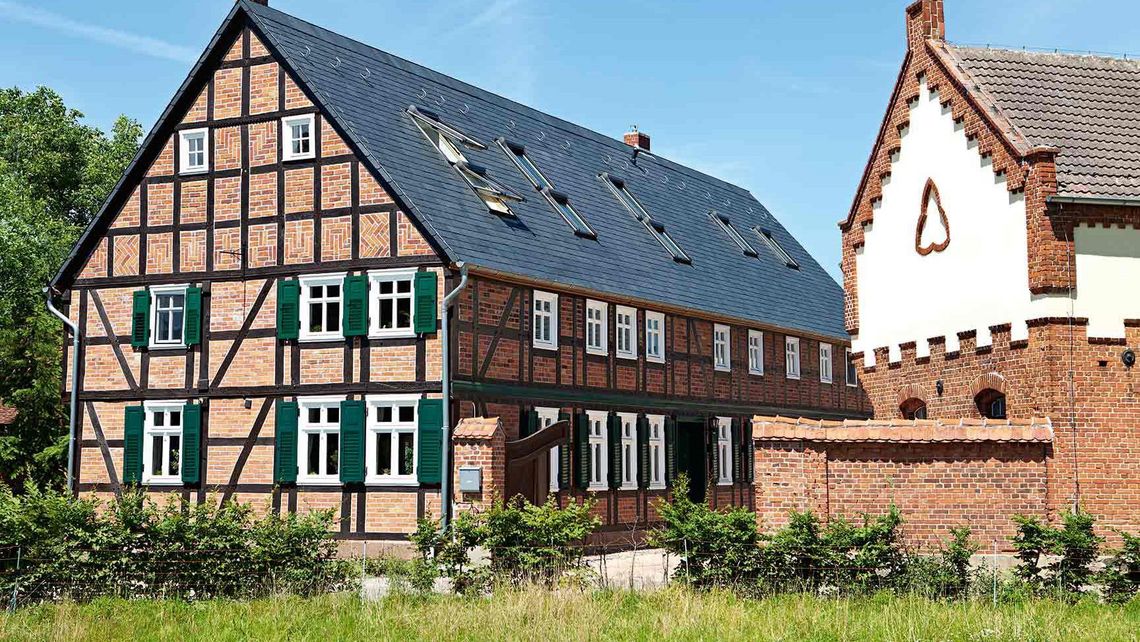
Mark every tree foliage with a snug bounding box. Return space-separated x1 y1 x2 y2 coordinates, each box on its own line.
0 86 141 490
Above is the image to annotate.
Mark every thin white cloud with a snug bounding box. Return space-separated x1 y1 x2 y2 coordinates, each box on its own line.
0 1 197 63
459 0 522 33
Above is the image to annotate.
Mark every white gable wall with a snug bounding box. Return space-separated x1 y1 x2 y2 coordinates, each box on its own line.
1074 225 1140 339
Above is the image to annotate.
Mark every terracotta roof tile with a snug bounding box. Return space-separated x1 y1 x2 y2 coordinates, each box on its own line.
753 415 1052 444
0 405 16 425
453 417 501 440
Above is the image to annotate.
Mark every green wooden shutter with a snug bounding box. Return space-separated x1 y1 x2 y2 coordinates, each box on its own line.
130 290 150 348
339 400 365 484
413 271 438 334
573 412 590 490
274 400 299 483
342 275 369 337
745 422 756 484
123 405 144 484
636 414 650 489
276 279 300 340
417 398 444 484
708 417 720 484
607 412 622 490
731 417 742 484
183 287 203 346
520 409 538 439
664 416 677 487
181 403 202 484
558 411 571 489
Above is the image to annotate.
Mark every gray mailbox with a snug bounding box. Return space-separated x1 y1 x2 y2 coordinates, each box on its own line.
458 466 482 493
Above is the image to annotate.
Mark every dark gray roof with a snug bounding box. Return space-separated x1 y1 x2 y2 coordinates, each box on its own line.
947 45 1140 200
243 2 847 341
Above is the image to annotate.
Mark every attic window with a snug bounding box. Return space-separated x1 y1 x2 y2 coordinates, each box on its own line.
407 105 521 215
755 227 799 269
499 139 596 238
601 173 691 264
709 211 758 257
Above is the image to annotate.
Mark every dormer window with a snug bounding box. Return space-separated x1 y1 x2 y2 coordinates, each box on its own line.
407 106 522 215
755 227 799 269
710 211 758 257
499 139 596 237
601 173 691 264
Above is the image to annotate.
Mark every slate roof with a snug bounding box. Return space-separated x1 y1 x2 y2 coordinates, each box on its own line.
239 1 847 341
944 45 1140 200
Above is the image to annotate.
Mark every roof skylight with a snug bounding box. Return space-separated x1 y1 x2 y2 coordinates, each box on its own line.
407 106 521 215
709 211 758 258
499 139 596 238
755 227 799 269
601 173 691 264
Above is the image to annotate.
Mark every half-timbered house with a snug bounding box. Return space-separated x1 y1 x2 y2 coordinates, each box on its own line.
51 0 867 541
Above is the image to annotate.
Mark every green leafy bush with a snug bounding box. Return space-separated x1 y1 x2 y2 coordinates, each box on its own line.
412 495 600 593
0 485 349 604
1012 510 1102 597
901 526 979 599
1099 531 1140 604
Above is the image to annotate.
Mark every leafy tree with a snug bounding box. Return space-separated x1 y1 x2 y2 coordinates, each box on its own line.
0 86 141 490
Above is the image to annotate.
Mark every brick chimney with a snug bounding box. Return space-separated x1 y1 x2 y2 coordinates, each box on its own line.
623 126 650 152
905 0 945 51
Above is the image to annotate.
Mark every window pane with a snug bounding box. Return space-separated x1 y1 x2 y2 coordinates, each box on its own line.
378 406 392 423
309 302 323 332
379 299 393 329
169 435 181 475
326 433 339 475
307 433 320 475
380 281 393 295
398 406 414 423
326 302 340 333
308 408 321 423
397 299 411 328
327 284 340 298
151 436 163 474
153 411 165 427
171 310 184 342
397 280 411 294
170 411 181 426
398 432 414 475
327 407 339 424
377 435 392 476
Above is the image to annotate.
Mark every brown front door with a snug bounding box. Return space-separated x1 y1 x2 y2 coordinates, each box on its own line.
505 419 569 505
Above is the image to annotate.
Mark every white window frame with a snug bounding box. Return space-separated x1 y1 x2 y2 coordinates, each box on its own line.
368 268 417 339
615 306 636 360
586 410 608 491
150 284 188 350
298 273 346 342
586 300 608 356
532 290 558 351
142 400 185 484
618 412 637 490
820 343 833 384
846 348 858 388
645 311 665 364
785 336 801 380
717 417 733 486
647 414 666 490
282 114 316 161
297 396 343 485
179 128 208 175
748 330 764 376
365 394 418 485
714 324 731 372
536 407 561 492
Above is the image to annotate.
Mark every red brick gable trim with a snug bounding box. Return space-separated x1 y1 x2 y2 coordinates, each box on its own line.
753 415 1052 444
970 372 1006 397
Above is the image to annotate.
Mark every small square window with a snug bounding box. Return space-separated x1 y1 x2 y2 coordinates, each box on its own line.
366 395 419 485
644 311 665 364
179 129 208 174
299 273 346 342
368 268 416 338
298 397 343 484
615 306 636 360
143 401 186 484
150 284 189 349
586 300 608 356
532 290 558 351
282 115 315 161
714 324 731 372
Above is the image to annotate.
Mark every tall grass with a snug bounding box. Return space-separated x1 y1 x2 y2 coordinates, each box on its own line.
2 587 1137 641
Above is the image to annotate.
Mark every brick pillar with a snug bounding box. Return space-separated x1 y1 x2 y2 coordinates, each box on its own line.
452 417 506 513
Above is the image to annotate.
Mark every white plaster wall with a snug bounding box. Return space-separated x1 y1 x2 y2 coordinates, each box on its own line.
853 78 1034 365
1075 225 1140 339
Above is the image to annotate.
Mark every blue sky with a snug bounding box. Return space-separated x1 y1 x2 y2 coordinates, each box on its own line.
2 0 1137 279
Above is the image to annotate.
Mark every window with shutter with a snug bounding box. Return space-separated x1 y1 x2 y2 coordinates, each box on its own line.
413 271 438 335
184 287 203 346
607 412 622 490
276 279 300 340
339 400 365 484
558 411 571 489
416 398 443 484
342 275 369 337
573 412 590 490
274 400 299 484
131 290 150 347
636 414 650 489
664 416 677 486
731 417 741 485
181 403 202 484
123 405 145 484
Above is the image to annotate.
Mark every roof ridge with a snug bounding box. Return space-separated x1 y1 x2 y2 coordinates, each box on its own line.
242 1 756 199
946 41 1140 65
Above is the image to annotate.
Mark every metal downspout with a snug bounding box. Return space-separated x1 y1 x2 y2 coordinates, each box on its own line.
44 287 81 494
440 262 468 530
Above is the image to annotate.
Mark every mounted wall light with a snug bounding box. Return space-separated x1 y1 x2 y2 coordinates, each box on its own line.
935 380 944 397
1123 349 1136 369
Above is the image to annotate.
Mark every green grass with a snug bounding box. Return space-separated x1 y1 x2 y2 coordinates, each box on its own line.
2 588 1138 641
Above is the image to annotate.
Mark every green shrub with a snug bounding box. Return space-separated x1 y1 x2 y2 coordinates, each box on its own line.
0 484 349 604
649 475 763 589
1011 510 1102 598
1011 514 1055 590
1099 531 1140 604
900 526 978 599
412 495 600 593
